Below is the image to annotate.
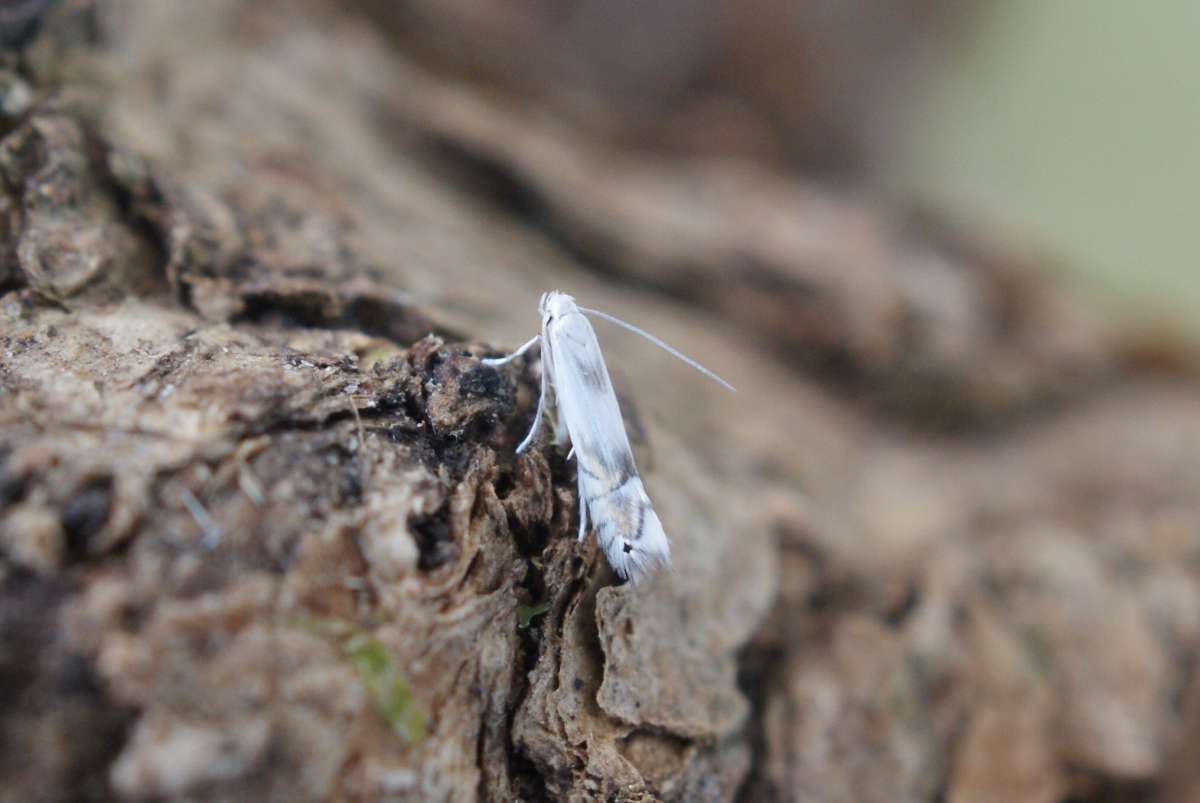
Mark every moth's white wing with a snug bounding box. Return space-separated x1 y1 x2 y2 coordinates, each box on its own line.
586 477 670 581
547 307 670 580
546 308 631 468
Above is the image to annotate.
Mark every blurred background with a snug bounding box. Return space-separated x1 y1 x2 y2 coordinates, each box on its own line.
887 0 1200 337
358 0 1199 333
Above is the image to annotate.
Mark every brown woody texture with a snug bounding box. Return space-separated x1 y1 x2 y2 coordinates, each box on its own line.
1 2 1198 802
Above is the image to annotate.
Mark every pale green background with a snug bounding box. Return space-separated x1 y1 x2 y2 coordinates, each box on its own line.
889 1 1200 332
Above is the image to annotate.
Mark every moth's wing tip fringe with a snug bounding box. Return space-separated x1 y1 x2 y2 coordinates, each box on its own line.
618 546 672 585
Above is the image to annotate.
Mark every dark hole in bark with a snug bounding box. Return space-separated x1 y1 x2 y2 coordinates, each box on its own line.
0 446 29 505
884 582 919 628
59 477 113 562
410 504 457 570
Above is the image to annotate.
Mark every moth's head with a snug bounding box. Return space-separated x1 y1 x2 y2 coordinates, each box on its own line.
539 290 576 323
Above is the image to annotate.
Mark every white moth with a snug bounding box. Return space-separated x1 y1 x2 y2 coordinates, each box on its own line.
484 291 734 582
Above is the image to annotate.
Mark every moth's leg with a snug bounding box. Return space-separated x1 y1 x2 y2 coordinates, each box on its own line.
576 466 589 541
481 335 540 367
515 350 549 454
566 446 575 461
553 405 570 447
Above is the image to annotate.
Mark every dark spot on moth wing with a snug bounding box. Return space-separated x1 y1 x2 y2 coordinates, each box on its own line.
615 451 637 485
596 492 647 544
579 360 609 393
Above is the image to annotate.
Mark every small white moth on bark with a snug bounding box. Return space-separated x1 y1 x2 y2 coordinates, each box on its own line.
484 291 734 582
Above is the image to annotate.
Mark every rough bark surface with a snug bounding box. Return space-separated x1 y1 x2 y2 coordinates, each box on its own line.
1 3 1198 802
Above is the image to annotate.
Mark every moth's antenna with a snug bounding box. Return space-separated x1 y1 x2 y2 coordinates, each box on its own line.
578 306 736 392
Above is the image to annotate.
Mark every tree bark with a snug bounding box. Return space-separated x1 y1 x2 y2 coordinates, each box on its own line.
1 3 1198 802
